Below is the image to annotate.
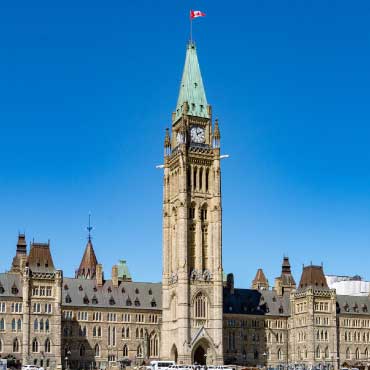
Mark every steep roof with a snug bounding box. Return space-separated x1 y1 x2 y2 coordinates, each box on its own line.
117 260 132 281
28 242 55 272
336 295 370 315
252 268 269 289
223 287 290 317
280 256 296 286
0 273 22 298
174 42 209 122
76 239 98 279
298 265 329 291
62 277 161 310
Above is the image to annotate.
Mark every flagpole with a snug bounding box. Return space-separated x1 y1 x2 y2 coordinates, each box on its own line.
190 16 193 42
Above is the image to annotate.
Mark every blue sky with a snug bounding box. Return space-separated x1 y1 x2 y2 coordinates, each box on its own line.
0 0 369 287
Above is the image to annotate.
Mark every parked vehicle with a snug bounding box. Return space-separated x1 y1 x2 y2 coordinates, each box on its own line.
22 366 39 370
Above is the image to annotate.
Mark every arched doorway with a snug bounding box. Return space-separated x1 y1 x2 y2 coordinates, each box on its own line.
193 346 206 365
171 344 178 363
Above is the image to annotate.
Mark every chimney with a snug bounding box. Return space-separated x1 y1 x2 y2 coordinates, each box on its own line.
226 273 234 294
96 264 103 287
112 265 118 288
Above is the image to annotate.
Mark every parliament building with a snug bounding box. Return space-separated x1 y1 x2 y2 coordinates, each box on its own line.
0 42 369 370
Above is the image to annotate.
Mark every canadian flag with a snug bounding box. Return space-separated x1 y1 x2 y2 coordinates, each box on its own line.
190 10 206 19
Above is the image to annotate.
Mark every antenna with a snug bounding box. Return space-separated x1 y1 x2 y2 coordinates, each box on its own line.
87 213 93 241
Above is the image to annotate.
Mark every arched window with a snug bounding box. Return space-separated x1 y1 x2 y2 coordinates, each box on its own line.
13 338 19 353
324 347 329 359
205 169 209 192
0 319 4 331
45 338 51 353
316 346 321 359
170 295 177 321
364 348 368 359
137 345 143 358
194 293 207 319
140 328 144 339
136 328 139 339
79 344 85 357
355 348 360 360
11 319 16 331
193 167 197 189
277 348 282 360
199 168 203 191
17 319 22 331
123 344 128 357
346 348 351 359
93 326 97 337
126 327 130 338
149 333 159 357
34 319 38 331
95 344 100 357
32 338 39 353
45 319 49 332
39 319 44 331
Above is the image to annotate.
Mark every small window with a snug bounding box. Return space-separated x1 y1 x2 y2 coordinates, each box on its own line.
126 298 132 306
109 296 115 306
135 288 139 294
135 298 140 307
65 295 72 304
78 285 83 291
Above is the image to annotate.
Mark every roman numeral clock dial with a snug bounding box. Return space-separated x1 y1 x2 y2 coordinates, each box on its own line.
190 126 205 143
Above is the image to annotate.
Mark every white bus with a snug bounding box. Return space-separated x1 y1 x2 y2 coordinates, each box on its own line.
150 361 176 370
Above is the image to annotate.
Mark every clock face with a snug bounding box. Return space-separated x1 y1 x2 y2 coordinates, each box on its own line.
190 126 205 143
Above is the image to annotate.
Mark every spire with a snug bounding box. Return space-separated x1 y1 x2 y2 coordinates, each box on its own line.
76 216 98 279
252 268 269 290
164 128 171 156
213 119 221 148
175 42 209 122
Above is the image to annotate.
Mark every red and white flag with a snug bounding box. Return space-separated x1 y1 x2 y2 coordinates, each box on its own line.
190 10 206 19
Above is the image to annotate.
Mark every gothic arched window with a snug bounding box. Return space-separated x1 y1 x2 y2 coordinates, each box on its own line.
95 344 100 357
346 348 351 359
316 346 321 359
123 344 128 357
194 293 207 319
0 319 4 331
45 338 51 353
13 338 20 353
137 345 143 358
355 348 360 360
79 344 85 357
277 348 282 360
149 333 159 357
32 338 39 353
11 319 16 331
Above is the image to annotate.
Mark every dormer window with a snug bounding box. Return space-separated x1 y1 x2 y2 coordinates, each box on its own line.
78 285 83 291
11 284 18 295
109 296 115 306
121 287 125 294
272 297 276 302
0 285 4 294
148 289 152 295
279 305 284 314
126 298 132 306
151 299 156 307
344 303 349 312
65 295 72 304
135 298 140 307
362 304 368 312
93 286 97 292
92 295 98 305
353 304 359 312
108 287 112 293
135 288 139 294
64 284 69 290
83 295 89 305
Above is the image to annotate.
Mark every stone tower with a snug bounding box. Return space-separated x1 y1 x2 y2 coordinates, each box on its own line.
161 42 223 365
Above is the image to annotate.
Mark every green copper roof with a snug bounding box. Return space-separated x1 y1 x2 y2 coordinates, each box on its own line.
175 42 209 121
117 259 131 280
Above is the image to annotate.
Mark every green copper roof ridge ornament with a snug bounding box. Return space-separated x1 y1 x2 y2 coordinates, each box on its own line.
175 41 209 121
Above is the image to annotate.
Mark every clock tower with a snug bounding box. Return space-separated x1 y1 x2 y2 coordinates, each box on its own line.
161 42 223 365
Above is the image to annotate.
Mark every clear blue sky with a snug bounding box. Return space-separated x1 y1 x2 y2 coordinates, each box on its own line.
0 0 369 287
